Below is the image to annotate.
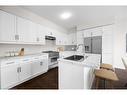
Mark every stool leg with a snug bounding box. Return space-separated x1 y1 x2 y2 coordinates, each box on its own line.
110 80 113 89
95 77 99 89
104 79 106 89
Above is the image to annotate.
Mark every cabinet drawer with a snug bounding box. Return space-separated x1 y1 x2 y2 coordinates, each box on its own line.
0 60 17 67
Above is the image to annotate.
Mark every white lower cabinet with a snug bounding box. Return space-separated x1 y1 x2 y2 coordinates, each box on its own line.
59 61 94 89
32 56 48 76
19 62 32 82
0 54 48 89
1 63 19 89
0 61 32 89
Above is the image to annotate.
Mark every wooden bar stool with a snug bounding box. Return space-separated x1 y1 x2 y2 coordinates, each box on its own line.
100 63 114 71
94 69 119 89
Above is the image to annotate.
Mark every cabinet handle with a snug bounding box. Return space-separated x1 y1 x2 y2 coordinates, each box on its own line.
15 35 19 40
34 58 39 60
36 37 39 42
6 62 14 65
23 59 29 61
20 67 22 72
17 67 20 73
40 62 43 66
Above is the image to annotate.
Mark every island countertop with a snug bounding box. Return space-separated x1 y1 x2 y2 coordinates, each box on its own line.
58 52 101 69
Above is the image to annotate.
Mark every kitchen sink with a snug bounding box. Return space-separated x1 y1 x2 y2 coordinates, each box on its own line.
64 55 85 62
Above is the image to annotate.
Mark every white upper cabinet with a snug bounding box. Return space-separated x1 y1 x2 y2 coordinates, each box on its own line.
83 27 102 38
67 32 77 45
56 31 68 45
36 24 46 44
0 10 46 44
77 31 84 44
91 27 102 36
17 17 36 43
45 27 56 37
83 29 92 38
0 10 16 42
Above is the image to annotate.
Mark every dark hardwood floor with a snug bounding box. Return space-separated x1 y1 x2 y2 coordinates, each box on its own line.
11 67 127 89
12 67 58 89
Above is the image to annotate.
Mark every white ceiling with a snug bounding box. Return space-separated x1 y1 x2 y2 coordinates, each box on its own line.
23 6 127 30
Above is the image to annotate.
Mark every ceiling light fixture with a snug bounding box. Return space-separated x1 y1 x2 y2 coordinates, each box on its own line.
60 12 72 19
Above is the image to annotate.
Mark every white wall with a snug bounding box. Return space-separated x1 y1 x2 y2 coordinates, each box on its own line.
113 18 127 69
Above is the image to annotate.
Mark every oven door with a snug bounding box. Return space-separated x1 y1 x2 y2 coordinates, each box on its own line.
49 57 58 67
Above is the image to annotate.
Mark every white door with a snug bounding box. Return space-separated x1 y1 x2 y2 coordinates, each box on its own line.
1 64 19 89
102 25 113 65
0 10 16 42
19 62 32 82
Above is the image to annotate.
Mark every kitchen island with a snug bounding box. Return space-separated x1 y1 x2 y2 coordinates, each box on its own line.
58 53 101 89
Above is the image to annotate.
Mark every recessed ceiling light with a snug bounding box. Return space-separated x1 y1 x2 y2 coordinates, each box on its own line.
60 12 72 19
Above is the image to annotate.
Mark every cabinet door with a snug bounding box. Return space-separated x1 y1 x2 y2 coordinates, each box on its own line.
32 57 48 75
41 56 48 72
56 34 62 45
77 31 84 44
84 29 92 38
19 62 32 82
1 64 19 89
32 60 43 75
36 24 45 44
91 27 102 37
17 17 36 43
68 32 77 45
0 10 16 42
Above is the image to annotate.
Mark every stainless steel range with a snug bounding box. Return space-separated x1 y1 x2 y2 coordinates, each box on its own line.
42 51 59 69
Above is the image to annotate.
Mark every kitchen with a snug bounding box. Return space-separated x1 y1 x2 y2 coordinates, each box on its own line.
0 6 127 89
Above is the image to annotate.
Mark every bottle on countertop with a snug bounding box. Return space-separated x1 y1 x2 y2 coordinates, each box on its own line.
18 48 24 56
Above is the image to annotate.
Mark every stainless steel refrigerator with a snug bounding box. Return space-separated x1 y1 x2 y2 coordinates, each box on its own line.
84 36 102 54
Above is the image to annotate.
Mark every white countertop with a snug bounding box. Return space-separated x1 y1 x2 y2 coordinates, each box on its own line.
0 53 48 61
58 52 101 69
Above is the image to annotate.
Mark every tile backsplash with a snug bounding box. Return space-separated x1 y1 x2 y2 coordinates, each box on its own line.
64 45 76 51
0 41 65 57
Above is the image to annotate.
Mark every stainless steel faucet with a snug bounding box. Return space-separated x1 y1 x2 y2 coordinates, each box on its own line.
76 44 84 50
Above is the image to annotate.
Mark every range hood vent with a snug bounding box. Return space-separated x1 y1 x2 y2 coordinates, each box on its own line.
45 36 56 40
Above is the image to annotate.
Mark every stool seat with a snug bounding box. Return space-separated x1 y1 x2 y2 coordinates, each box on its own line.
95 69 118 81
100 64 114 71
